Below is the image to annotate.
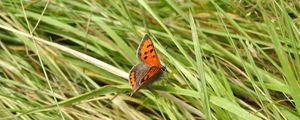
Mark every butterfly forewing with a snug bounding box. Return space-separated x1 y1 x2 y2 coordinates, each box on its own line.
140 66 161 84
137 34 161 67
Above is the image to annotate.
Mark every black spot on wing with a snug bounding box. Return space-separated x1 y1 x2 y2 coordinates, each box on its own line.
144 51 148 55
144 56 148 60
149 49 154 53
147 44 152 48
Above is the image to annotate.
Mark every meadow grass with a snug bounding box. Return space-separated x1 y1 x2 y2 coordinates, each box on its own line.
0 0 299 120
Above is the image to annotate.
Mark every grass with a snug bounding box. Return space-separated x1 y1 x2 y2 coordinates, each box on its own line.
0 0 299 119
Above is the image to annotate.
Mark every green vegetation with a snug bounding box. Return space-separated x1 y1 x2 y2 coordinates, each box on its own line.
0 0 299 119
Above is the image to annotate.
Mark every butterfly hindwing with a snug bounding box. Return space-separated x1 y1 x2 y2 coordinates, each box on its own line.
137 34 161 67
129 70 137 92
129 63 151 95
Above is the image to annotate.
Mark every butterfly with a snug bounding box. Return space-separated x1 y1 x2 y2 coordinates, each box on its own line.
128 34 167 96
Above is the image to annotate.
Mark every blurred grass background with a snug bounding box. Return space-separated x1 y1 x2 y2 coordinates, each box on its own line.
0 0 300 119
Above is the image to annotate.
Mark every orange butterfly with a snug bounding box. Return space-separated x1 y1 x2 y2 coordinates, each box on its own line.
129 34 167 96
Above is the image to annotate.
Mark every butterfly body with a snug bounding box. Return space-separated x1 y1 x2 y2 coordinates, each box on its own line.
129 34 167 96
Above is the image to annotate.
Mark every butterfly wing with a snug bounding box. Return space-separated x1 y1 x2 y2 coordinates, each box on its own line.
128 63 151 96
129 34 165 96
137 34 161 67
139 66 161 85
